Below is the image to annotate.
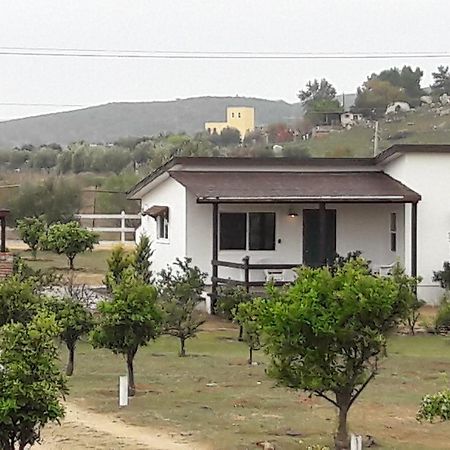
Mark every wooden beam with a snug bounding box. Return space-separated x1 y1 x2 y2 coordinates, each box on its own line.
318 202 327 266
211 203 219 313
0 217 5 253
411 202 418 278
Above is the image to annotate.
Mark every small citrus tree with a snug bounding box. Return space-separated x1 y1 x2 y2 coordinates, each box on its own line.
0 313 67 450
247 259 410 450
46 296 93 376
16 216 47 259
44 221 98 269
158 258 206 357
104 245 133 291
91 269 162 395
234 301 262 364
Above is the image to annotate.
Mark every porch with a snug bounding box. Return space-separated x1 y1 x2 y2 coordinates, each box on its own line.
172 171 421 310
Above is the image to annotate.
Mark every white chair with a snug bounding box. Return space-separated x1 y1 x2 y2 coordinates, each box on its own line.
264 269 285 282
374 262 396 276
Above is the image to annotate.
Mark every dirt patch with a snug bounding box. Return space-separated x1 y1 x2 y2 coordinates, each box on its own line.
39 402 211 450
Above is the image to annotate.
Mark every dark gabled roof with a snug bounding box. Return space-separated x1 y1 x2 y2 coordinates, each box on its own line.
127 156 375 198
170 171 421 203
127 144 450 199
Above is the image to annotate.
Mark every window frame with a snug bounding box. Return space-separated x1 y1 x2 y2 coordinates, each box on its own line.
219 212 276 251
390 212 397 252
156 213 169 241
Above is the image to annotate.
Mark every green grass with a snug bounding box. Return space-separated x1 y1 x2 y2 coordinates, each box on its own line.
13 249 109 284
63 325 450 450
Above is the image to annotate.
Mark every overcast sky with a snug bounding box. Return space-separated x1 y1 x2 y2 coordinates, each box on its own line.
0 0 449 121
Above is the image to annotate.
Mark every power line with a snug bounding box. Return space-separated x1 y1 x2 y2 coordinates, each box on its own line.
0 47 450 60
0 102 85 107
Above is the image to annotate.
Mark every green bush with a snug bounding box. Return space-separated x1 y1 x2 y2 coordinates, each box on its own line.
417 389 450 422
435 294 450 332
433 261 450 290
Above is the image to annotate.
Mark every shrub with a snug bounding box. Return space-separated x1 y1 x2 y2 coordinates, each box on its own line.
158 258 206 357
16 216 47 259
104 245 133 291
43 221 99 269
417 389 450 422
433 261 450 290
435 294 450 332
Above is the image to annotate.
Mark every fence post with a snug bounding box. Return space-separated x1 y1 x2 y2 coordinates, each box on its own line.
120 210 126 243
242 256 250 293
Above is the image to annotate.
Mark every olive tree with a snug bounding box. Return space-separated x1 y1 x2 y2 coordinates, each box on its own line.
16 216 47 259
234 301 262 365
0 313 67 450
44 221 99 269
91 269 162 396
158 258 206 357
248 259 410 450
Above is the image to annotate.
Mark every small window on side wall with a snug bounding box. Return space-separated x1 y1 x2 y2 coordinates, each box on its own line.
157 214 169 240
220 213 246 250
390 212 397 252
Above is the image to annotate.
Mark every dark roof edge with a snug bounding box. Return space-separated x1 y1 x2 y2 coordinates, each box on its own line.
376 144 450 163
380 172 421 202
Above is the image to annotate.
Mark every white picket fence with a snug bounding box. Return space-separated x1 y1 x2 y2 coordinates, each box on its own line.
75 211 141 243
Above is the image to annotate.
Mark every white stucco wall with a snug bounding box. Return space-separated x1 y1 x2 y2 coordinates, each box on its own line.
385 153 450 303
139 177 187 274
185 197 404 284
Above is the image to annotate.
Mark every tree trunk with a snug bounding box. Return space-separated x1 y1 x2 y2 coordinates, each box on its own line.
179 337 186 357
335 402 350 450
66 342 75 376
248 346 253 365
127 351 136 397
238 325 243 341
68 255 75 270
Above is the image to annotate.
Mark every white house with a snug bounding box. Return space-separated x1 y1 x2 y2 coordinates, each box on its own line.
128 144 450 307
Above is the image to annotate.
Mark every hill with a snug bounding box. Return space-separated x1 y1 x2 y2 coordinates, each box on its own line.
298 106 450 158
0 97 303 147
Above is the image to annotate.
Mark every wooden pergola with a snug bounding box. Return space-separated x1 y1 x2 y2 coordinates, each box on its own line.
0 209 9 253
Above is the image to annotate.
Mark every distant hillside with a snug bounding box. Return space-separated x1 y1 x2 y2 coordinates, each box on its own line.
301 106 450 158
0 96 303 147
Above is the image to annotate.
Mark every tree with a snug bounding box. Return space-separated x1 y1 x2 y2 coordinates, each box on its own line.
235 301 262 364
9 177 81 225
298 78 341 114
133 234 153 284
44 221 99 269
105 245 134 291
0 276 41 326
354 79 407 117
158 258 206 357
250 259 410 450
91 270 162 395
375 66 423 102
16 216 47 259
432 66 450 97
0 313 67 450
209 127 241 146
390 263 424 335
46 296 93 376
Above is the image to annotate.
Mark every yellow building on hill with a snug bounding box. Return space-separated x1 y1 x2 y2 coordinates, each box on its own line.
205 106 255 139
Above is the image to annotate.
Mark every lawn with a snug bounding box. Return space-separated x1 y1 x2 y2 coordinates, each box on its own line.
62 321 450 450
12 249 110 285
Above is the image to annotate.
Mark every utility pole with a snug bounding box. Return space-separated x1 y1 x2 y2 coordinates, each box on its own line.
373 121 379 156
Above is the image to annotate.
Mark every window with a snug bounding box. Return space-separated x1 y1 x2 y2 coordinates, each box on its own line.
231 112 235 118
249 213 275 250
219 212 276 251
390 212 397 252
157 214 169 240
220 213 246 250
238 112 241 118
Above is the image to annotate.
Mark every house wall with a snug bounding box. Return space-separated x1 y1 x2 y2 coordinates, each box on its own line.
139 177 187 274
185 195 404 284
384 153 450 303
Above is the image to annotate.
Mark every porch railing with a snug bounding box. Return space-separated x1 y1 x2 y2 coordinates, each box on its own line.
210 256 301 308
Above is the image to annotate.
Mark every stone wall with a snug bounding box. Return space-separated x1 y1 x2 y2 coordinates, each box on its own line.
0 253 13 278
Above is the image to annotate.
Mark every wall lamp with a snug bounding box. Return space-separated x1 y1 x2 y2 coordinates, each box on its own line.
288 208 298 218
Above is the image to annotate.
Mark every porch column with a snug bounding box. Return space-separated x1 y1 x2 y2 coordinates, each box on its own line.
319 202 327 266
0 216 6 253
211 202 219 313
411 202 418 278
